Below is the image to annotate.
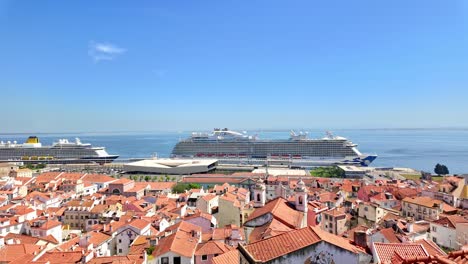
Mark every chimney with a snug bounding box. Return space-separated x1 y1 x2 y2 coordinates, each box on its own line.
354 231 368 249
79 234 90 248
406 221 414 233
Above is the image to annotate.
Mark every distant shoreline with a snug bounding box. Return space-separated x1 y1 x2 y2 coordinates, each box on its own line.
2 127 468 135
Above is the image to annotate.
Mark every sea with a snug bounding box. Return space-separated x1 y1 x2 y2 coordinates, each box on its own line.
1 129 468 174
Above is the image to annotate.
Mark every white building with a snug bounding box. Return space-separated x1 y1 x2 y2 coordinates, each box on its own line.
430 215 468 250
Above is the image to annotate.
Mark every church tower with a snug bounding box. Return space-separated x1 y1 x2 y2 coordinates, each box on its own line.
253 178 266 208
294 178 308 213
294 178 308 227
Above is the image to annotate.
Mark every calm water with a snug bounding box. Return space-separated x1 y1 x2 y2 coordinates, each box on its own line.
1 129 468 174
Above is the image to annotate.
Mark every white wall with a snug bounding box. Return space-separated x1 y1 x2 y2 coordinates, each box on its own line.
430 223 457 250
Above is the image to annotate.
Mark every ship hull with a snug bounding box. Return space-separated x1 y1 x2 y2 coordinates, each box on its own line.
172 139 377 167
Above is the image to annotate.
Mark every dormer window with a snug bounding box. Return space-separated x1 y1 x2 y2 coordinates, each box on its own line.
298 196 303 205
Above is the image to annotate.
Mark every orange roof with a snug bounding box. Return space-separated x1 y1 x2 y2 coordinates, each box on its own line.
128 219 151 230
164 221 202 234
402 196 442 208
413 239 447 256
195 241 232 256
111 178 134 184
433 215 468 229
246 197 304 229
378 227 400 243
145 181 177 190
212 225 244 241
212 249 240 264
82 173 117 183
152 231 199 258
88 255 145 264
0 244 43 263
36 172 62 183
87 231 112 246
185 212 213 222
201 194 217 202
248 218 293 243
373 242 428 263
29 218 61 230
323 207 346 217
36 251 85 263
243 226 366 262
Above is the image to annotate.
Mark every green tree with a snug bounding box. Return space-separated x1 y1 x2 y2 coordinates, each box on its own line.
434 164 449 175
144 175 150 182
172 183 202 193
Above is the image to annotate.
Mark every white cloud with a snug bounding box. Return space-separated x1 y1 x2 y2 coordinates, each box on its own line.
88 41 126 62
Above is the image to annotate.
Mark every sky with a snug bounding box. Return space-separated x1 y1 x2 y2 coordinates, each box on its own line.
1 1 468 133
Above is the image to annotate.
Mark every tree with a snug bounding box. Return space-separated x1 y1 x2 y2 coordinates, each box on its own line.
144 176 150 182
171 183 202 193
434 163 449 175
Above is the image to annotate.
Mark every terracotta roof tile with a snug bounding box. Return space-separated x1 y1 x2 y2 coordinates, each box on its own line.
379 227 401 243
0 244 43 263
152 231 199 258
212 249 240 264
373 242 428 263
413 239 447 256
88 255 145 264
36 251 85 263
402 196 442 208
195 241 232 256
433 215 468 229
243 226 365 262
246 197 304 229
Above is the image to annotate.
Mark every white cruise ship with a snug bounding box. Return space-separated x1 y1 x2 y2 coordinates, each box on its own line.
172 128 377 167
0 136 118 164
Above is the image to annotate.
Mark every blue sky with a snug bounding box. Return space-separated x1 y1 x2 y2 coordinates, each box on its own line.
1 1 467 133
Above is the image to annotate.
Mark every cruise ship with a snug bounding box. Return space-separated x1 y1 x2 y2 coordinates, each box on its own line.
172 128 377 167
0 136 119 164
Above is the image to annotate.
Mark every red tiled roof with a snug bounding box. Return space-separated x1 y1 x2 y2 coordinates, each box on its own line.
379 227 400 243
128 219 151 230
88 255 145 264
402 196 442 208
0 244 43 263
111 178 134 184
413 239 447 256
195 241 232 256
82 173 117 183
212 249 240 264
243 226 365 262
36 251 85 263
152 231 199 258
373 242 428 264
246 197 304 229
433 215 468 229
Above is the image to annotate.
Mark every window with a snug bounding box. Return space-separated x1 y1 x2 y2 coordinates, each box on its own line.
202 255 208 260
433 237 437 243
119 239 122 243
432 226 437 232
364 207 368 212
298 196 303 205
173 257 181 264
119 249 122 253
257 193 261 202
161 257 169 264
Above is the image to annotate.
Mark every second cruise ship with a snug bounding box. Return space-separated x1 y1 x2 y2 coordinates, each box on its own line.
172 128 377 167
